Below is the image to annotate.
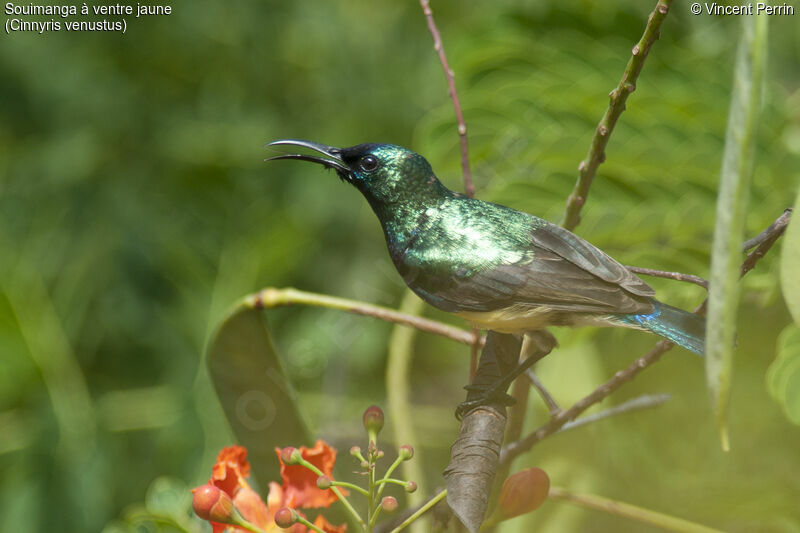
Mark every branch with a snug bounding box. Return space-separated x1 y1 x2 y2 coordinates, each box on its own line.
548 487 725 533
625 266 709 289
246 287 483 347
500 339 674 466
742 208 792 250
561 0 674 231
500 209 790 467
559 393 670 432
419 0 474 198
525 369 561 416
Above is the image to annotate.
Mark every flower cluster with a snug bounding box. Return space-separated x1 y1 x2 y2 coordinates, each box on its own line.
192 441 345 533
191 405 549 532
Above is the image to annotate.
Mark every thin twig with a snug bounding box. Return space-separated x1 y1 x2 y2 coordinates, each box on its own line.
742 208 792 250
739 208 792 277
626 266 709 289
525 369 562 416
500 340 674 466
559 393 670 432
697 208 792 316
246 287 484 347
500 209 790 466
388 489 447 533
419 0 474 198
561 0 674 231
548 486 725 533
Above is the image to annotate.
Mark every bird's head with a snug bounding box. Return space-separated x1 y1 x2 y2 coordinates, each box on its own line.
266 140 446 209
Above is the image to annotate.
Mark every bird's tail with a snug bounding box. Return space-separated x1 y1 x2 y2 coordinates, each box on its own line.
619 300 705 356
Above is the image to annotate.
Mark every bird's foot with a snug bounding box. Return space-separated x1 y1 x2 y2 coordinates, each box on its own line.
454 384 517 420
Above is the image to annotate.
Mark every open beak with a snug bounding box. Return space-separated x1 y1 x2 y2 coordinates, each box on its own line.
265 139 350 176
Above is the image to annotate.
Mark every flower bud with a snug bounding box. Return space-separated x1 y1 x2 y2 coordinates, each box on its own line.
192 484 235 523
375 450 384 459
381 496 398 513
362 405 384 435
497 468 550 520
399 445 414 460
350 445 362 457
405 481 417 493
280 446 302 465
316 475 332 490
274 507 298 529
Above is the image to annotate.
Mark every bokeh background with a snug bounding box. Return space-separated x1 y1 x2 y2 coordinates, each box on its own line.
1 1 799 532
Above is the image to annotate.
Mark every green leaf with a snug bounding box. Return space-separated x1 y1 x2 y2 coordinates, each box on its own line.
767 324 800 425
206 305 312 491
705 14 768 452
780 192 800 326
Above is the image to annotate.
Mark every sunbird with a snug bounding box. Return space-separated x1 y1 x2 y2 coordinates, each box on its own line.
267 140 705 358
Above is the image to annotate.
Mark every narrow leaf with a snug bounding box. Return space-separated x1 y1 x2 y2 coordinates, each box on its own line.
206 305 311 490
705 14 768 451
766 324 800 425
780 190 800 326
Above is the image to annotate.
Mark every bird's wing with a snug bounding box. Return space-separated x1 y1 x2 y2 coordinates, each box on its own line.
530 220 655 298
408 221 654 315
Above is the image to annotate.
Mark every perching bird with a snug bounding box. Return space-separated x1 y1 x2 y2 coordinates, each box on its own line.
266 140 705 356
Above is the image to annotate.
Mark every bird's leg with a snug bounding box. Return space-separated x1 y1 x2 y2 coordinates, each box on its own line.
456 330 557 420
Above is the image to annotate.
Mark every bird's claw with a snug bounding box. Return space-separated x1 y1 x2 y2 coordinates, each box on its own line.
454 388 517 420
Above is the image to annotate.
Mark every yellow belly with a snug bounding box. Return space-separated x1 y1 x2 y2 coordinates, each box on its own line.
455 305 619 333
455 305 556 333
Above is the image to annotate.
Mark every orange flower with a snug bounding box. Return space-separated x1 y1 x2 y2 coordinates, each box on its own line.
275 440 346 509
194 444 346 533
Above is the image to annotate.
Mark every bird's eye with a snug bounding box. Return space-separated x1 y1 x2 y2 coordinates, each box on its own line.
359 155 380 172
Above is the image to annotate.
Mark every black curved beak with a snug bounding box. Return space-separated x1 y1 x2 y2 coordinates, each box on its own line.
265 139 350 175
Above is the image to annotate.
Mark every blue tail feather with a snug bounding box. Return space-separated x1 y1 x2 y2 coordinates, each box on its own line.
619 301 705 356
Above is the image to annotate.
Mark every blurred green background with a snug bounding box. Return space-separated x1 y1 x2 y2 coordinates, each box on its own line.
1 1 799 532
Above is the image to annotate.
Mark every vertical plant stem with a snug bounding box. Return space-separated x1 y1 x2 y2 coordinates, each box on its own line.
705 13 768 451
419 0 474 197
561 0 674 231
386 291 428 527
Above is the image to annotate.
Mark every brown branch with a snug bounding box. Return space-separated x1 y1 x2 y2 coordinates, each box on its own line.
246 287 484 347
561 0 674 231
559 393 670 432
499 208 790 467
697 207 792 316
625 207 792 291
525 369 562 416
626 266 709 289
500 339 674 466
739 207 792 276
419 0 474 198
742 208 792 250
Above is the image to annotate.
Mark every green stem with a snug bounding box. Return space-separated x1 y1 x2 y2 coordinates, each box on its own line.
374 455 405 506
705 12 769 452
388 490 447 533
293 514 327 533
385 290 428 524
548 487 725 533
332 480 369 497
244 287 479 346
368 450 376 528
297 458 367 531
561 0 674 231
375 478 408 487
